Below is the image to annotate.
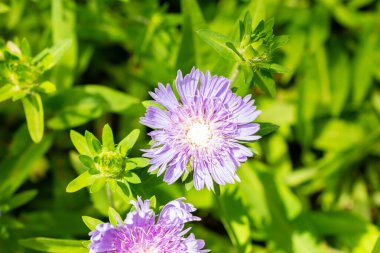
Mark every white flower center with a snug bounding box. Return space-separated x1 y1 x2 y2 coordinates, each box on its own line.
186 122 211 146
132 245 160 253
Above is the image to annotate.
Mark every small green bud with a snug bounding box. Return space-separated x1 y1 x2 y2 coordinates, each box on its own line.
96 150 124 178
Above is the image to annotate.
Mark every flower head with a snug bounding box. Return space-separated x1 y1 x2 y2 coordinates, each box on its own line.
140 68 261 190
89 197 208 253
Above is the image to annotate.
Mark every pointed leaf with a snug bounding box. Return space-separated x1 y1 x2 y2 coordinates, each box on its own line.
70 130 92 156
21 38 31 57
78 155 96 172
124 162 137 171
372 237 380 253
21 93 44 143
5 190 38 212
90 178 106 193
0 84 16 102
119 129 140 157
102 124 115 151
127 158 149 168
85 131 102 155
37 81 56 94
256 122 279 136
0 3 10 13
33 39 72 72
117 181 131 197
197 29 241 62
82 216 103 231
124 172 141 184
66 171 98 193
19 238 87 253
108 207 122 226
142 100 166 110
253 69 276 97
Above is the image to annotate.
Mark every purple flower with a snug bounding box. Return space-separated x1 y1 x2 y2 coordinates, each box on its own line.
89 197 208 253
140 68 261 190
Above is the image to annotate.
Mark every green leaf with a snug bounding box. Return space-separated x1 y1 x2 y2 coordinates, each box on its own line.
127 158 149 168
66 171 98 193
176 0 207 72
197 29 242 62
219 185 252 251
142 100 166 110
124 172 141 184
102 124 115 151
85 131 102 155
0 3 10 13
47 85 139 130
4 190 38 212
78 155 97 172
33 39 72 72
108 207 122 226
124 162 137 171
21 38 31 57
19 238 87 253
253 69 276 97
150 195 157 209
0 131 53 198
118 129 140 157
70 130 92 156
372 237 380 253
267 63 288 74
256 122 279 136
82 216 103 231
241 12 252 44
271 35 290 51
185 180 194 191
116 181 131 197
21 93 44 143
37 81 56 94
90 177 106 193
0 84 16 103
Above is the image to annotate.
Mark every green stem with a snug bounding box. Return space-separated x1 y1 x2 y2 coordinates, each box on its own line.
106 183 114 208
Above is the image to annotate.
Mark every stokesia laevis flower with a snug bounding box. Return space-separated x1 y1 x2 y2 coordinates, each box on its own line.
140 67 261 190
89 197 208 253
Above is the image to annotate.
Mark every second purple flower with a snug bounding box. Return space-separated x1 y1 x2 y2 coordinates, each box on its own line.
140 68 261 190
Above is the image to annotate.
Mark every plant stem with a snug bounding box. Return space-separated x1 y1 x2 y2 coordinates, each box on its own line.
106 183 114 208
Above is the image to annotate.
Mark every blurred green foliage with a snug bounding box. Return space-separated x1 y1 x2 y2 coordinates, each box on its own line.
0 0 380 252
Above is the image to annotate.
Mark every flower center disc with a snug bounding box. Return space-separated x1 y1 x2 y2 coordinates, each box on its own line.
186 122 211 146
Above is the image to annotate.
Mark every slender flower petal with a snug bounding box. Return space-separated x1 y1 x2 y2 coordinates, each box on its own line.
140 68 261 190
88 197 208 253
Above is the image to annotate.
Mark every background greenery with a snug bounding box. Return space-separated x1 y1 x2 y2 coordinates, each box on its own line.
0 0 380 252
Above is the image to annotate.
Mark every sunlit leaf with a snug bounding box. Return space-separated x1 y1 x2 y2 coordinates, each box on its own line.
19 238 87 253
21 93 44 143
118 129 140 157
82 216 103 231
